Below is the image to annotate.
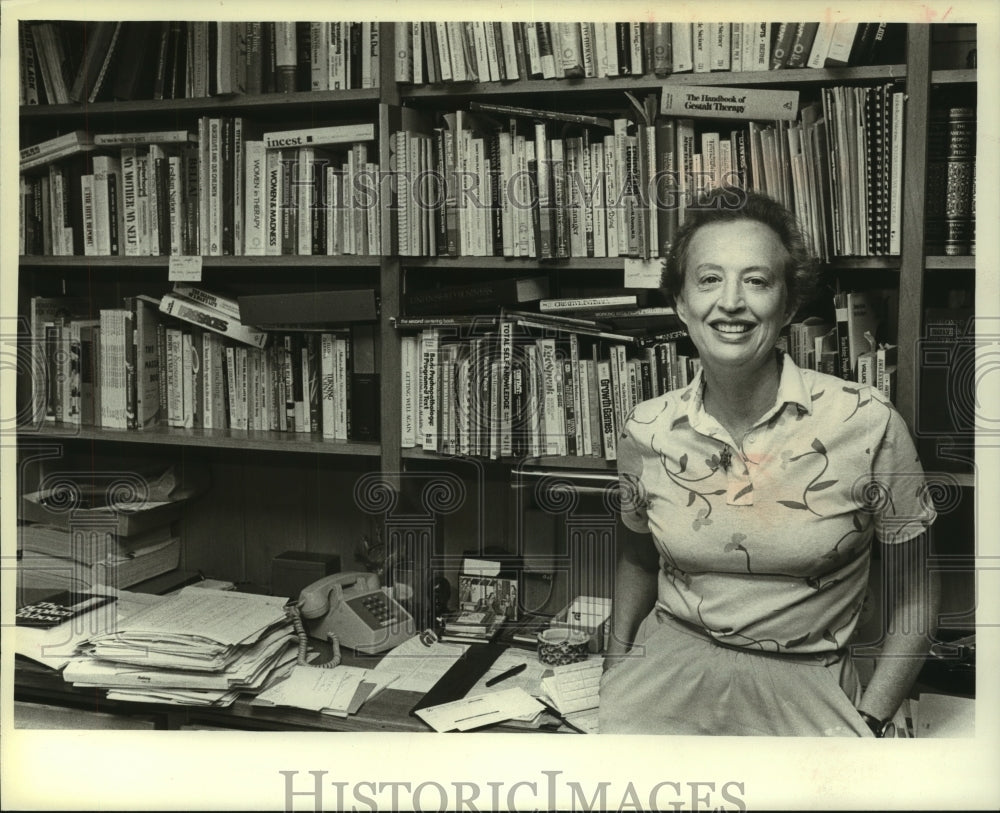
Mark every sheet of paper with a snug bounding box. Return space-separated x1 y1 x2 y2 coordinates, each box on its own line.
466 649 548 699
254 664 351 711
372 635 468 693
624 257 664 288
415 687 545 732
914 692 975 737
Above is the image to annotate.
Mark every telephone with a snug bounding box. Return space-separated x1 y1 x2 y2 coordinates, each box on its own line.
297 571 414 654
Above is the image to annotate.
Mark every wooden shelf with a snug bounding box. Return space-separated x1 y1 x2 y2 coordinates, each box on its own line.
926 255 976 270
18 88 381 121
19 425 381 456
402 256 630 271
402 447 617 471
931 69 977 84
401 65 907 100
18 255 382 270
826 257 902 270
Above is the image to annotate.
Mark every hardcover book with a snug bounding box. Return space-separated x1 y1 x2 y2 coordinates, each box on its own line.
237 289 378 327
660 84 799 121
405 277 548 316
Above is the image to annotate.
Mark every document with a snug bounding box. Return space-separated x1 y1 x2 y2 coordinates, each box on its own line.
253 664 399 716
372 635 468 693
82 587 290 670
913 693 975 737
415 687 546 732
94 586 288 645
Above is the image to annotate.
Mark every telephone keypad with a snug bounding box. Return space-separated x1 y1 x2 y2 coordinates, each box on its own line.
348 592 404 629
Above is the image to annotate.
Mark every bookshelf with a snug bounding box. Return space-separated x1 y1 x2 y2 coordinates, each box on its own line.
14 20 977 628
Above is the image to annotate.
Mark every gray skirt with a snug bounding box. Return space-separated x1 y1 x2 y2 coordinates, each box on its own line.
598 609 874 736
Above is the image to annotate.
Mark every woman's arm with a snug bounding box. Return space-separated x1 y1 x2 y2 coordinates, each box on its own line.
605 525 660 669
858 533 941 723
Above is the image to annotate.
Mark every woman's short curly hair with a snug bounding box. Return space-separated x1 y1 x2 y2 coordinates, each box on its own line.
661 188 820 311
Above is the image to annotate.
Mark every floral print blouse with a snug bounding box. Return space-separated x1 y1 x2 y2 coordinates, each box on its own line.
617 352 936 655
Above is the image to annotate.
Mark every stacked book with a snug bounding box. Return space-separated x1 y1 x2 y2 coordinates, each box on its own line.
18 523 181 594
440 610 507 645
65 587 297 707
17 465 199 593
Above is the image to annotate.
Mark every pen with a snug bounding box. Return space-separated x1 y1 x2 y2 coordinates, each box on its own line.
485 662 527 687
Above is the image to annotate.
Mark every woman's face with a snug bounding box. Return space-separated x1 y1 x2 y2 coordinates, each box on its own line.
675 219 793 375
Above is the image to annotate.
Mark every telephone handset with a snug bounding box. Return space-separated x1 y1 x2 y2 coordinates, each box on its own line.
297 571 414 654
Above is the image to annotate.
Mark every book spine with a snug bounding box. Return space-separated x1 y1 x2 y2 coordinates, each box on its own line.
888 91 905 255
172 285 241 320
596 359 617 460
419 328 440 451
159 293 267 348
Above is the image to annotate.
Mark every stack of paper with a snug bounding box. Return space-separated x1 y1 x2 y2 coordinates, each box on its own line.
539 658 603 734
69 587 297 706
253 664 400 717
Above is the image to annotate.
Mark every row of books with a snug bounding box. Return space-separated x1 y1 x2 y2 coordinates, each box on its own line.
19 20 381 105
788 288 899 401
925 106 976 257
399 320 696 462
20 121 381 258
389 84 904 261
28 287 380 440
393 22 904 85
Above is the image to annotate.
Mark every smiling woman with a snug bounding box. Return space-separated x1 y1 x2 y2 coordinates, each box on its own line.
599 189 939 737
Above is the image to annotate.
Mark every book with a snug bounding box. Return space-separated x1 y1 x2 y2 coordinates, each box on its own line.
172 284 242 321
539 295 638 314
405 277 548 316
443 610 505 636
69 21 123 103
237 289 378 327
93 130 197 146
20 131 95 172
262 122 376 150
16 591 117 628
159 293 268 348
660 84 799 121
468 101 613 130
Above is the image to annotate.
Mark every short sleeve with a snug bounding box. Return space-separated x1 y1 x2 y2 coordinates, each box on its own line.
869 395 937 544
616 422 651 535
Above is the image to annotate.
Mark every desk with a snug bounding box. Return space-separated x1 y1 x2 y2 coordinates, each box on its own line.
13 655 565 733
